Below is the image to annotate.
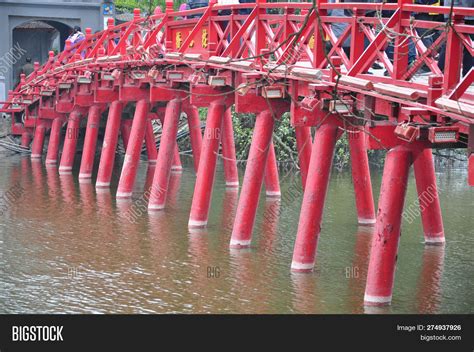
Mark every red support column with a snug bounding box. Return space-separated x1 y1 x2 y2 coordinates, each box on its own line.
413 148 445 244
349 131 376 225
364 146 413 306
145 119 158 164
96 101 123 188
158 113 182 172
30 121 47 159
295 126 312 189
469 154 474 187
21 132 32 148
264 141 280 197
120 119 132 149
290 123 338 271
221 107 239 189
148 99 182 210
172 145 182 172
79 105 102 179
469 124 474 186
116 99 149 198
59 111 81 174
45 118 63 165
188 101 225 226
184 105 202 173
144 163 156 191
229 110 275 247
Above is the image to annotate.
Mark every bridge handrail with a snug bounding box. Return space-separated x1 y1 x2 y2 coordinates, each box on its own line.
3 1 473 125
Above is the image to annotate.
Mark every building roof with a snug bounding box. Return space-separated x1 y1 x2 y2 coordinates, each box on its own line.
14 21 57 31
115 12 135 23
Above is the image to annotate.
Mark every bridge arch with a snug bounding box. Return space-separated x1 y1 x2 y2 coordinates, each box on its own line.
11 19 74 87
0 0 103 93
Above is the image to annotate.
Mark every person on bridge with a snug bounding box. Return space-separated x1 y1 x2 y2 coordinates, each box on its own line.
381 0 418 66
67 26 85 46
238 0 256 15
412 0 443 73
438 0 473 77
177 3 190 19
413 0 444 48
66 26 86 58
20 57 34 78
16 57 35 87
187 0 208 18
217 0 237 16
328 0 351 58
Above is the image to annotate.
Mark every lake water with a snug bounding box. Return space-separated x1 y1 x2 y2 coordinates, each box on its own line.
0 154 472 313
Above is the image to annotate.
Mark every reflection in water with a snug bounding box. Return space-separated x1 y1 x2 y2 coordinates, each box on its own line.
188 226 212 313
30 159 44 192
364 304 392 315
0 155 472 313
416 245 445 314
229 248 270 314
220 189 238 236
79 179 96 217
20 157 29 180
144 164 155 192
259 198 280 250
46 164 61 200
167 171 182 209
60 173 76 205
348 226 374 313
291 273 322 313
96 188 113 218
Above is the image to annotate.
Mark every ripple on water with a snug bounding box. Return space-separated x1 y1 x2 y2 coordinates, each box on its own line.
0 156 472 313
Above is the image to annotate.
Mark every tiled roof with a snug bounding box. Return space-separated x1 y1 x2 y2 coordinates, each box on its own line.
15 21 56 31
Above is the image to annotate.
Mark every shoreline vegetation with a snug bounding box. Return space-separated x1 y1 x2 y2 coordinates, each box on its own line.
0 109 468 171
175 108 467 172
1 1 468 171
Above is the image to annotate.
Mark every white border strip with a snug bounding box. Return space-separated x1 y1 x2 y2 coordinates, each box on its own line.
230 239 251 247
116 192 132 198
291 261 315 271
188 219 207 227
364 293 392 304
358 218 376 225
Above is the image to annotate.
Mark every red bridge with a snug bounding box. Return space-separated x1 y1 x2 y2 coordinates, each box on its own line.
2 0 473 307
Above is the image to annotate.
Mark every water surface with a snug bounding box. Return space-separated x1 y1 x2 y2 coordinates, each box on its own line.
0 155 472 313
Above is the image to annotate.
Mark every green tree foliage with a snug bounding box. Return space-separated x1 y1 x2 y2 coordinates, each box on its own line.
334 136 350 172
127 0 384 170
177 108 385 171
115 0 187 14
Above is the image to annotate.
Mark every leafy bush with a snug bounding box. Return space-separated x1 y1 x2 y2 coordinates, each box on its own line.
115 0 186 13
177 108 385 171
